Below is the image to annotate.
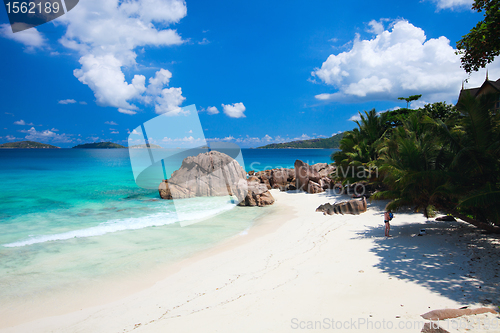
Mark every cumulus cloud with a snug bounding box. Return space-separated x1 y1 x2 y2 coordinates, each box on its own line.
0 23 46 51
366 19 385 35
14 120 34 125
162 136 203 143
222 103 246 118
118 108 137 115
58 99 77 104
432 0 473 10
154 87 186 115
312 19 500 104
199 106 220 115
56 0 187 113
20 127 72 143
105 121 118 125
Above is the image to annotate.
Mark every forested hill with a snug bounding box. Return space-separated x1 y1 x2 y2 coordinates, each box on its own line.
72 142 126 149
0 141 60 148
258 133 344 149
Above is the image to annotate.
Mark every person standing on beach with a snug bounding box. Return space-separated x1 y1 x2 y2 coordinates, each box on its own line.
384 210 393 237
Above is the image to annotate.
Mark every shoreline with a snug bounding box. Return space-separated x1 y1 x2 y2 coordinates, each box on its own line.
1 190 499 332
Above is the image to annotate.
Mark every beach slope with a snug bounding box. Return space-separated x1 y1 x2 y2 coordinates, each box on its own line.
1 190 499 333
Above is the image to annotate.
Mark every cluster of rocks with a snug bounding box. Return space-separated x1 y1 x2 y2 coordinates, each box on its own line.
247 160 337 194
315 197 367 215
158 151 344 207
158 151 276 207
237 179 275 207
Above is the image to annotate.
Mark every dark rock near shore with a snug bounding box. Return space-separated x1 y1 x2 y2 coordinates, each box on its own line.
435 215 456 222
247 160 336 194
238 180 275 207
295 160 336 194
316 197 367 215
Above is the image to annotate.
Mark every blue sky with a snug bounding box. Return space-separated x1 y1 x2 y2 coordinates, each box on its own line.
0 0 498 148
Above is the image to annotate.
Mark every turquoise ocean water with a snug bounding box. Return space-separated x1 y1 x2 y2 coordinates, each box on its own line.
0 148 336 309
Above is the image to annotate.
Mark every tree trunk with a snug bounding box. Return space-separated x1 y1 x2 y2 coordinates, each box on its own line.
450 210 500 233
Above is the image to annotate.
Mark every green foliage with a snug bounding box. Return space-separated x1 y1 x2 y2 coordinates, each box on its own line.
332 109 386 183
456 0 500 73
72 142 126 149
0 141 60 149
334 97 500 230
258 132 344 149
398 94 422 108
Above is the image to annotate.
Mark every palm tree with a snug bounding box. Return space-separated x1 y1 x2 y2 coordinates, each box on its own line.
373 111 454 218
447 92 500 230
332 109 386 183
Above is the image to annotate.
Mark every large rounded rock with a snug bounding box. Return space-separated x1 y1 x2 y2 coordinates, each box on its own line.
158 151 246 200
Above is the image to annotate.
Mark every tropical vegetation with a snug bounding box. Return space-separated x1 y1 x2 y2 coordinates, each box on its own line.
72 142 126 149
331 94 500 233
0 141 60 149
456 0 500 73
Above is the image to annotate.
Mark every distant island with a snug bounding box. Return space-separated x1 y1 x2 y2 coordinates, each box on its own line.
258 132 344 149
72 142 126 149
0 141 60 149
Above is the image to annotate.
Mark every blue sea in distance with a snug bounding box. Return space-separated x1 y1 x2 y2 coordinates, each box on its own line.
0 148 336 309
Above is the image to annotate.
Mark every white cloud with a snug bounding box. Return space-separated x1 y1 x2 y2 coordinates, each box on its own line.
6 135 18 141
349 114 361 122
118 108 137 115
57 0 187 113
294 134 311 141
312 20 500 104
198 106 219 115
20 127 72 143
80 101 87 105
206 106 219 115
74 54 147 109
198 38 210 45
162 136 202 143
222 102 246 118
111 131 119 134
105 121 118 125
154 87 186 115
0 23 46 51
366 20 385 35
14 120 33 125
58 99 77 104
432 0 473 10
146 69 172 98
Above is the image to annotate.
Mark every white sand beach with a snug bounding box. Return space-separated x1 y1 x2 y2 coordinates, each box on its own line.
1 190 499 333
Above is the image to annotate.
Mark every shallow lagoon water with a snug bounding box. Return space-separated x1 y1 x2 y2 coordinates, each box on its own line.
0 148 336 306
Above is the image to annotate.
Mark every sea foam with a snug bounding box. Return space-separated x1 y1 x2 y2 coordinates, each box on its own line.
3 199 237 248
